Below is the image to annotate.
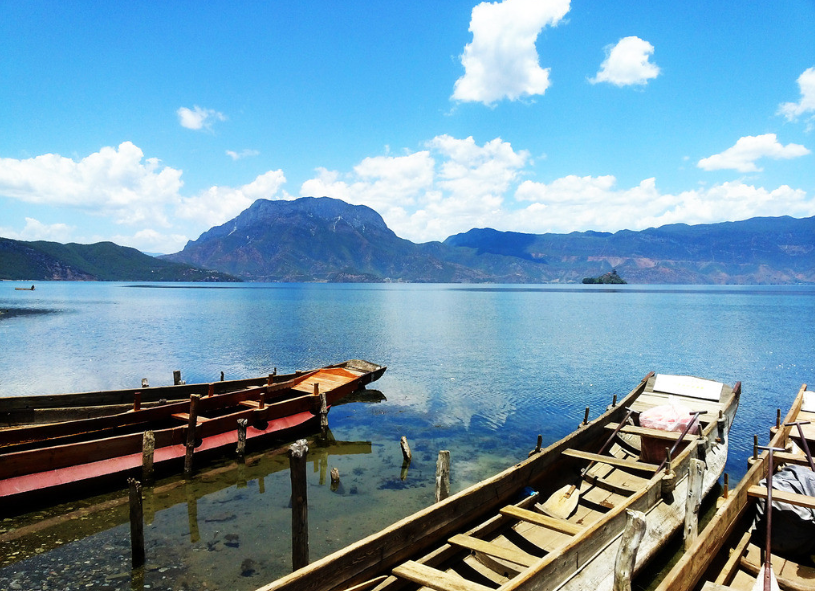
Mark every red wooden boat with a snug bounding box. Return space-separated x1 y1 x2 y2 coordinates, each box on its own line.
0 360 385 509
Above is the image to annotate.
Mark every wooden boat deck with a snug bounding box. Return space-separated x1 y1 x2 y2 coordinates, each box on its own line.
654 384 813 591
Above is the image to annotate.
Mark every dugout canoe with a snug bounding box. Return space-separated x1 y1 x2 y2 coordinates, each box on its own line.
654 384 814 591
0 360 385 509
258 372 740 591
0 359 384 428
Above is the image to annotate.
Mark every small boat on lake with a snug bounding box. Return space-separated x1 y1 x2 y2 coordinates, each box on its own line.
259 372 740 591
0 359 384 428
0 360 385 509
14 285 34 291
654 383 814 591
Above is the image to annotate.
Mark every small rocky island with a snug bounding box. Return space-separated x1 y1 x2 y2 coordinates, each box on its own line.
582 269 627 284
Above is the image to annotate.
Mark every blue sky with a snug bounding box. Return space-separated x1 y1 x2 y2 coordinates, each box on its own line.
1 1 814 254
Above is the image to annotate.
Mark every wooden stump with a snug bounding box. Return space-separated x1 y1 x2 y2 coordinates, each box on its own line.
290 439 309 570
435 450 451 503
613 510 646 591
400 436 412 463
319 392 328 434
173 370 182 386
684 458 705 550
128 478 145 568
142 431 155 483
184 394 201 476
236 418 248 457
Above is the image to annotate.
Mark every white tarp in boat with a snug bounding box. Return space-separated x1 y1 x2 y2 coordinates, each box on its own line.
653 374 724 401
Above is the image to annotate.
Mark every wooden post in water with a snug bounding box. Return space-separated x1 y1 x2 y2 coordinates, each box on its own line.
330 467 340 492
128 478 145 568
141 378 149 388
319 391 328 435
173 370 182 386
133 392 141 412
207 383 214 397
185 481 200 543
220 371 224 381
435 450 451 503
236 418 248 457
529 434 543 457
184 395 201 476
400 436 412 463
613 510 646 591
142 431 155 483
684 458 705 550
290 439 309 571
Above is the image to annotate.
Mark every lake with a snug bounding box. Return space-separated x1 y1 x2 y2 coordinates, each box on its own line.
1 281 814 590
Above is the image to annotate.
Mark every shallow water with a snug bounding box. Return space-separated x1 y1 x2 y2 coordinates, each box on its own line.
0 282 813 590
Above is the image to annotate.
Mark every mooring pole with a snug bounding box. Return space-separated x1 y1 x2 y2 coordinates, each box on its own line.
319 391 328 435
142 430 155 484
400 436 412 463
128 478 145 568
184 394 201 476
290 439 309 570
435 450 451 503
236 418 248 458
173 370 182 386
684 458 705 550
613 510 646 591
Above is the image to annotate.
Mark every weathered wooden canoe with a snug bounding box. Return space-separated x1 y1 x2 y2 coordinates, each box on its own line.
654 384 814 591
0 359 384 428
257 372 740 591
0 360 384 508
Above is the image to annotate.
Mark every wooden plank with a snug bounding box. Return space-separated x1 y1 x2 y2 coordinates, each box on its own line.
171 413 210 423
713 531 751 586
606 423 700 442
747 485 815 510
448 534 536 567
775 451 812 467
392 561 492 591
499 506 582 535
562 449 659 472
701 583 735 591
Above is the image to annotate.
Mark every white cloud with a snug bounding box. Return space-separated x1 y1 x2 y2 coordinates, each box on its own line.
0 142 184 226
0 217 75 242
590 36 660 87
698 134 810 172
177 169 288 227
301 136 529 242
177 105 227 131
109 229 189 255
778 66 815 130
510 177 815 234
226 149 260 161
451 0 570 105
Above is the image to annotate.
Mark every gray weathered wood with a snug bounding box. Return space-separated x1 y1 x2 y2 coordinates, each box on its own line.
613 510 646 591
141 430 155 483
290 439 309 570
173 370 182 386
319 392 329 433
400 436 412 463
684 458 705 550
128 478 145 568
236 418 248 457
183 394 201 475
435 450 450 503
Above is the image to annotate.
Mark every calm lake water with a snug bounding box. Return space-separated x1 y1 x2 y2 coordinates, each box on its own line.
1 281 814 590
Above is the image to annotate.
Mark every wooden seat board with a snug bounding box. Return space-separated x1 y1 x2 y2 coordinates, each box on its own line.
448 534 537 567
562 448 659 472
747 485 815 510
606 423 701 442
392 561 493 591
500 505 582 535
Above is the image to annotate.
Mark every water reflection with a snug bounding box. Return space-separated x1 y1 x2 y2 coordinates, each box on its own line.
0 431 372 568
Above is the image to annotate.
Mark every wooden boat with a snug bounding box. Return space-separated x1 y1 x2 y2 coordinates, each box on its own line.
14 285 34 291
0 360 385 509
258 372 741 591
0 359 384 427
653 384 814 591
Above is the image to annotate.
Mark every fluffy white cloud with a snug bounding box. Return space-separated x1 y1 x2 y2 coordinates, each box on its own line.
109 229 189 255
590 36 660 87
177 105 227 131
0 217 75 242
301 136 530 241
177 169 287 227
778 66 815 130
509 177 815 234
226 149 260 161
0 142 183 226
452 0 570 104
698 134 810 172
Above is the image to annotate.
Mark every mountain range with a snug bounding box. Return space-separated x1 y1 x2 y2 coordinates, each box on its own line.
163 197 815 284
3 197 813 284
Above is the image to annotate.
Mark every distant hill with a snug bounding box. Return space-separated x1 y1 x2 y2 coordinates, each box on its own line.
0 238 239 282
163 197 491 282
444 216 815 284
